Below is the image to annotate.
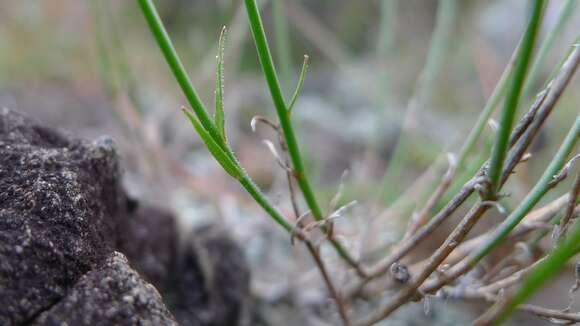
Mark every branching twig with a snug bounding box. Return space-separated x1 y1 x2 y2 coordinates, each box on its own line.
355 42 579 326
557 170 580 241
403 153 458 240
263 106 352 326
414 43 580 297
458 288 580 324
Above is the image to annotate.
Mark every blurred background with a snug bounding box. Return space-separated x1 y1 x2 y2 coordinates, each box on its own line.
1 0 579 324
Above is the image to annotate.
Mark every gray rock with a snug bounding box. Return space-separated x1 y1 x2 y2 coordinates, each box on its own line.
0 107 250 326
0 107 124 325
31 252 177 326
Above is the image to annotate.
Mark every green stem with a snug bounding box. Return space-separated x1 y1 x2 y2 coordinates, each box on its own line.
522 0 577 102
487 0 544 192
498 181 580 323
138 0 295 233
245 0 363 272
245 0 323 221
137 0 223 147
473 116 580 264
456 46 515 170
239 175 294 232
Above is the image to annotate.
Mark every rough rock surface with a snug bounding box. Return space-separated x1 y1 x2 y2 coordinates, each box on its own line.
31 252 177 326
118 205 250 326
0 107 124 325
0 108 249 326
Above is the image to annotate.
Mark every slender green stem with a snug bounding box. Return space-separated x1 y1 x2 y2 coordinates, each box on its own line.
239 175 294 232
137 0 223 147
522 0 577 102
487 0 544 193
473 116 580 264
456 43 517 170
287 55 309 116
245 0 364 273
426 2 569 218
245 0 323 221
497 196 580 323
138 0 295 233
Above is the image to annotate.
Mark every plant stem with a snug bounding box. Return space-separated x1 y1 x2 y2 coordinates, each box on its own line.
137 0 223 147
239 175 295 233
245 0 323 221
138 0 298 234
456 39 520 170
522 0 578 102
244 0 364 274
475 116 580 263
495 181 580 324
487 0 544 193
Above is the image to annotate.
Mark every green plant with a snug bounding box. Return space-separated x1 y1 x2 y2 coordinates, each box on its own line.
487 0 544 194
134 0 580 324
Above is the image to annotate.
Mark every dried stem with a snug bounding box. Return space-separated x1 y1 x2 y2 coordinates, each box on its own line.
416 43 580 296
403 153 457 240
263 115 352 326
356 44 579 326
487 0 544 193
556 169 580 241
346 65 554 298
421 121 580 298
459 288 580 324
304 242 351 326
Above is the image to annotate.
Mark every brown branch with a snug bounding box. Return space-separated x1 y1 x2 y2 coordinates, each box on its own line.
429 193 569 272
415 44 580 295
356 203 490 326
352 72 554 293
354 43 580 325
458 288 580 324
304 241 352 326
345 71 550 299
422 158 580 297
403 153 458 240
268 124 352 326
556 167 580 241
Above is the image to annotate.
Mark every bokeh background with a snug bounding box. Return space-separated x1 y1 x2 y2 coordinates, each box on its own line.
1 1 579 325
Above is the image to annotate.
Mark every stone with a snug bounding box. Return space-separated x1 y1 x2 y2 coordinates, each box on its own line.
31 252 177 326
0 108 124 325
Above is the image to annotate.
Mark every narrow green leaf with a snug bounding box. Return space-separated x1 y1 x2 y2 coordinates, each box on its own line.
498 195 580 323
287 54 309 116
474 116 580 264
214 26 227 141
487 0 545 193
137 0 223 148
182 108 241 179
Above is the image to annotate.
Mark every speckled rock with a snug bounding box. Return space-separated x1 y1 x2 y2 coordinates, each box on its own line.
31 252 177 326
118 206 250 326
0 108 249 326
0 108 124 325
